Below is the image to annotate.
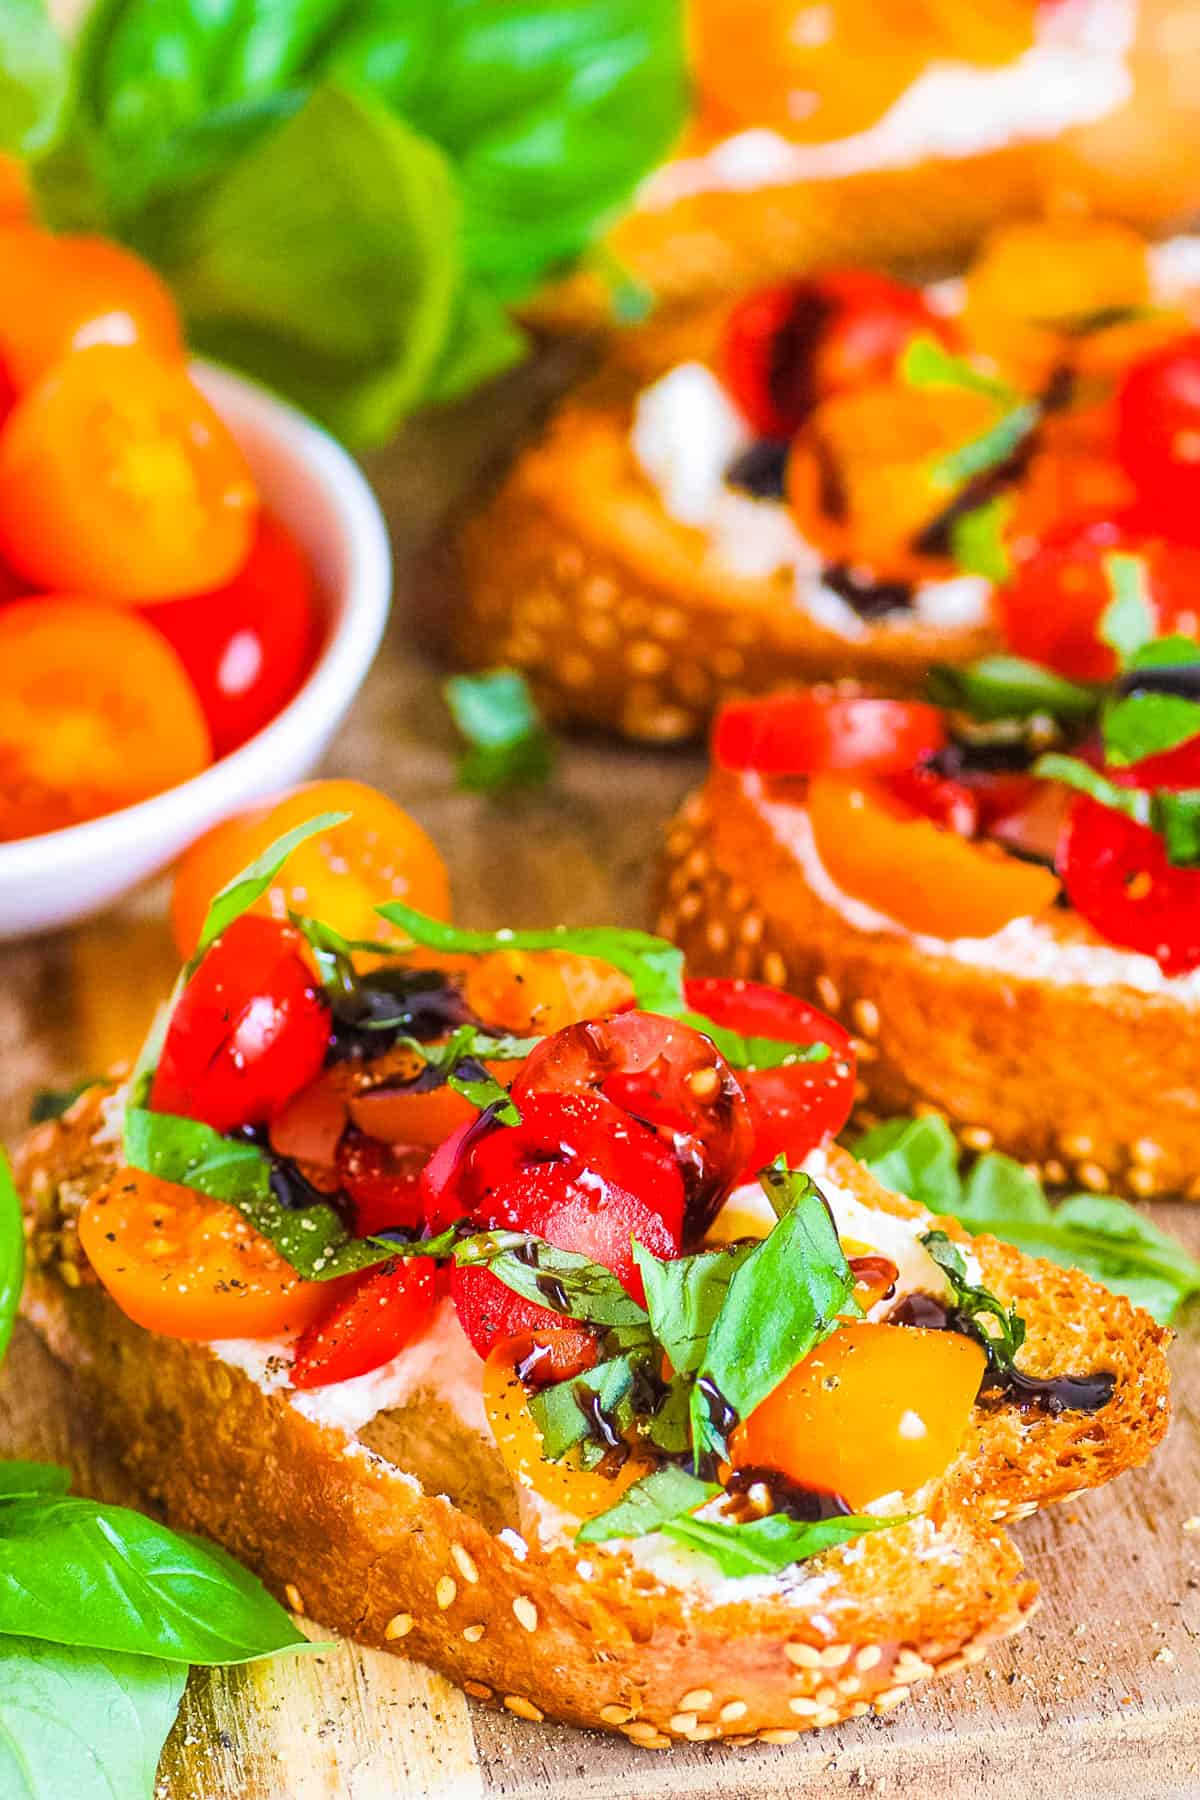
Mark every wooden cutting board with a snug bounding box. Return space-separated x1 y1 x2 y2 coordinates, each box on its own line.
0 374 1198 1799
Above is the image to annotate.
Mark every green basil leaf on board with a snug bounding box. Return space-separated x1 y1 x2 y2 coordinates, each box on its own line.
661 1510 904 1579
0 1462 70 1500
948 495 1013 584
444 669 556 793
854 1114 1200 1324
0 1494 307 1663
928 656 1099 723
0 1149 23 1366
575 1464 718 1544
1098 553 1156 666
0 1636 186 1800
921 1230 1026 1369
692 1170 855 1457
0 0 68 156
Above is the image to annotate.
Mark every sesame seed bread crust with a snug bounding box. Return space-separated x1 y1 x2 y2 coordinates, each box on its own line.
658 770 1200 1200
12 1099 1169 1746
453 376 995 743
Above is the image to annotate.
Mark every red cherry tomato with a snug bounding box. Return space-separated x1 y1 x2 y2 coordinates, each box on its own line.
715 693 947 777
150 917 331 1133
722 272 951 439
999 518 1200 682
883 763 980 836
290 1255 439 1390
144 512 318 757
511 1013 751 1238
1116 334 1200 542
683 977 856 1169
450 1091 683 1360
336 1132 427 1238
1058 737 1200 974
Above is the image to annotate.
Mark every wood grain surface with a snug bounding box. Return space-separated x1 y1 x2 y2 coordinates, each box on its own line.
0 369 1197 1798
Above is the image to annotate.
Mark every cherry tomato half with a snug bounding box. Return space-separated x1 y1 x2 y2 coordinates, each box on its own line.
512 1012 752 1238
683 977 856 1168
1116 333 1200 543
144 511 317 757
336 1132 428 1238
1058 737 1200 975
0 345 256 602
714 693 946 777
150 916 331 1134
290 1254 439 1390
732 1321 986 1508
0 598 212 841
721 271 952 440
998 518 1200 683
0 227 182 393
171 779 452 959
78 1167 334 1341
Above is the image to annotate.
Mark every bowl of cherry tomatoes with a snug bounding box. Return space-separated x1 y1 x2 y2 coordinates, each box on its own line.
0 224 391 940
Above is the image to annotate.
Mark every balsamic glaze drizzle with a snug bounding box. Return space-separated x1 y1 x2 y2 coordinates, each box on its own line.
725 438 790 501
724 1465 852 1523
887 1293 1114 1415
822 562 914 620
325 967 471 1064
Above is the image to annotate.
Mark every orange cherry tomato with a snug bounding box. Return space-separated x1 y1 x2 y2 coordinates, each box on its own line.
0 158 31 224
0 599 212 841
462 949 634 1035
0 227 183 393
807 773 1060 939
731 1321 986 1508
171 779 452 958
348 1059 520 1149
0 344 257 602
483 1330 653 1520
78 1167 335 1341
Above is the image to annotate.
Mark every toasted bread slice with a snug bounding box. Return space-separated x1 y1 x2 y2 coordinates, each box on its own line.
13 1089 1169 1745
657 769 1200 1199
452 369 996 743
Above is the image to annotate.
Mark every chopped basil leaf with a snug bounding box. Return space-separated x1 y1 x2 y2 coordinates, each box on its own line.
444 669 555 793
1098 553 1155 666
922 1230 1026 1368
900 335 1017 403
949 495 1012 584
1102 691 1200 767
0 1149 22 1369
677 1014 830 1072
1034 753 1200 867
1128 634 1200 671
933 401 1039 489
28 1080 103 1125
389 1025 532 1126
928 655 1098 723
528 1355 638 1462
692 1169 855 1458
195 812 349 958
453 1230 651 1330
645 1374 693 1454
632 1239 758 1379
661 1510 904 1578
856 1112 1200 1325
575 1464 717 1544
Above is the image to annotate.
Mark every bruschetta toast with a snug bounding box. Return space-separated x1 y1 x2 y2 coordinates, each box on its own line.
9 823 1171 1747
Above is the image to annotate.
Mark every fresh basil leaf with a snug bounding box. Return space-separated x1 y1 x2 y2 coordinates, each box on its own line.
376 902 688 1016
853 1114 964 1213
900 335 1017 403
454 1230 651 1330
419 284 528 408
645 1373 693 1453
662 1510 903 1579
949 495 1012 584
28 1080 103 1125
1034 752 1148 820
0 1149 23 1369
0 1462 70 1500
632 1240 758 1379
1158 793 1200 864
1099 553 1155 666
677 1014 831 1073
922 1230 1026 1368
122 1109 394 1279
391 1025 529 1126
0 1635 186 1800
1129 634 1200 671
1034 753 1200 867
0 1494 307 1663
195 809 349 957
928 655 1098 724
126 987 181 1112
0 0 68 155
1102 692 1200 767
693 1170 854 1457
934 402 1039 489
528 1354 638 1462
445 669 555 793
575 1464 717 1544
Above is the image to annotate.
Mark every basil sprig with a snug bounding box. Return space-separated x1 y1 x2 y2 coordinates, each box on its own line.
855 1114 1200 1325
444 669 555 793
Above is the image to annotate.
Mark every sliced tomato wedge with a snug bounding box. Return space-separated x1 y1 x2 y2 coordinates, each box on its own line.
683 977 855 1169
290 1255 439 1390
336 1132 427 1238
808 774 1061 939
715 694 946 778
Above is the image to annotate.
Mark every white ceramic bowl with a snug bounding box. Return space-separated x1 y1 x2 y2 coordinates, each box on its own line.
0 362 392 940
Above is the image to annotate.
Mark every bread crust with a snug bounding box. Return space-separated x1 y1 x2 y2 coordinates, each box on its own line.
658 770 1200 1199
12 1095 1170 1745
453 375 995 742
